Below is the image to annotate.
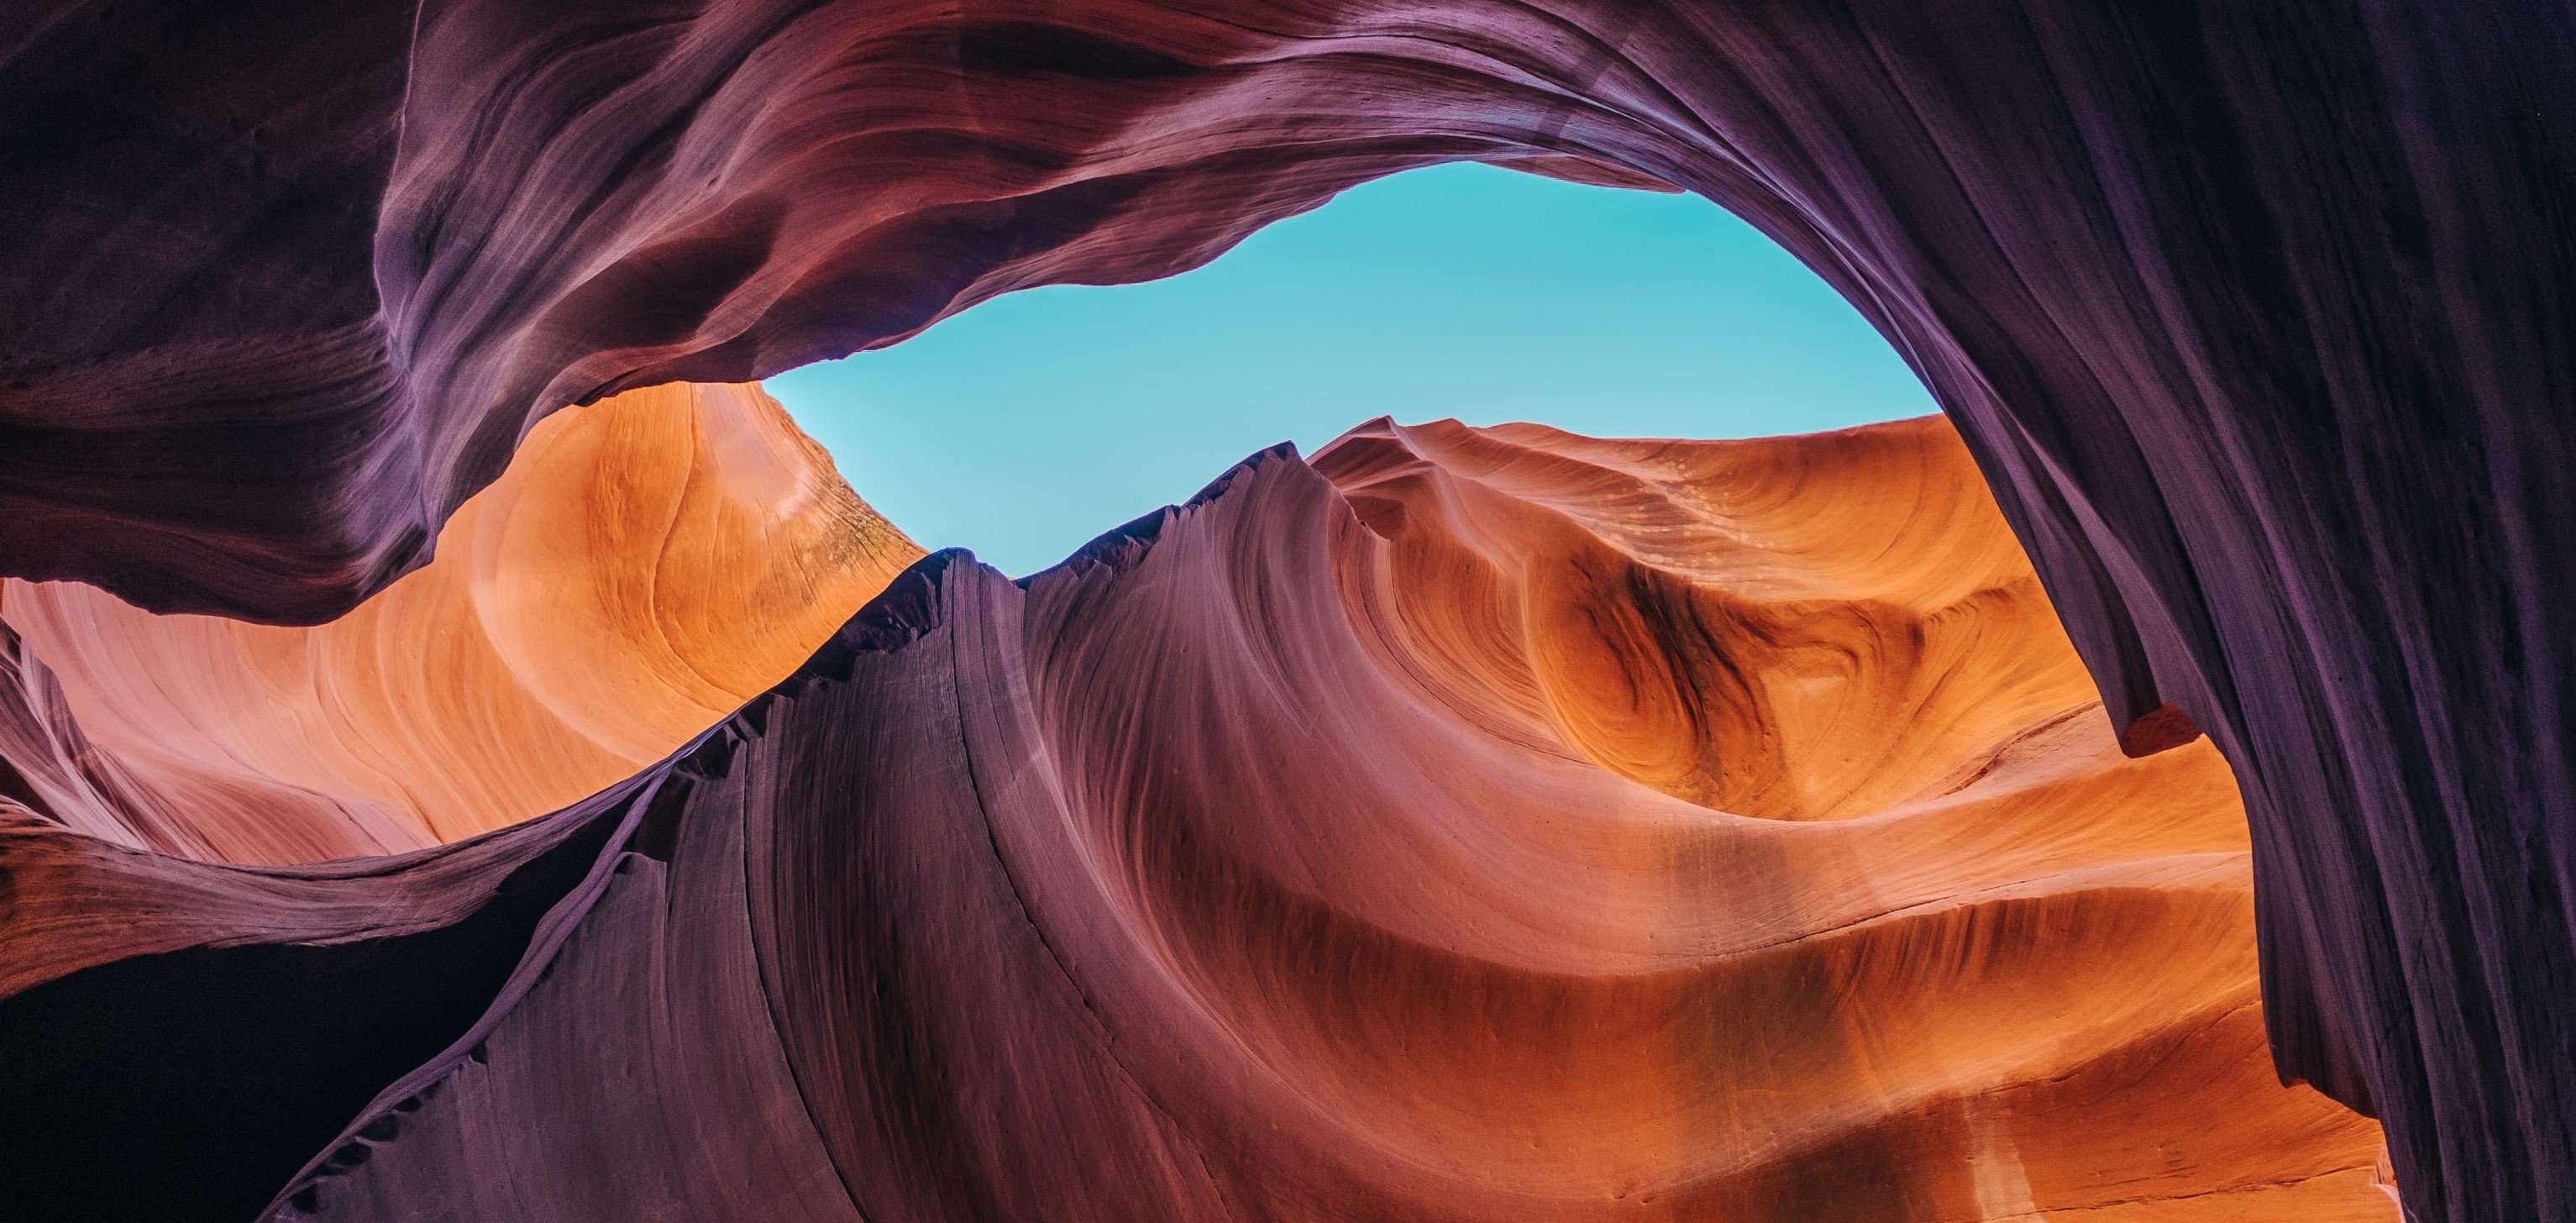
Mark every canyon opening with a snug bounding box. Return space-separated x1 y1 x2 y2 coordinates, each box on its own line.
2 5 2568 1221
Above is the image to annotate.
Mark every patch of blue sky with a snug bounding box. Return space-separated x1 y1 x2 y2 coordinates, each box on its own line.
768 160 1933 577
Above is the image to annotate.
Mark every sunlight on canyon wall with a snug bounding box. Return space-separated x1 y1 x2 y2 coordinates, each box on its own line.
0 398 2388 1220
0 383 917 863
4 8 2564 1210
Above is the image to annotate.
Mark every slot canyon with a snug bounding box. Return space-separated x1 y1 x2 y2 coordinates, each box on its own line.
0 3 2568 1220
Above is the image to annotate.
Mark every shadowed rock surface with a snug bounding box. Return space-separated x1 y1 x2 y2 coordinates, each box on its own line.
0 419 2390 1220
3 4 2568 1215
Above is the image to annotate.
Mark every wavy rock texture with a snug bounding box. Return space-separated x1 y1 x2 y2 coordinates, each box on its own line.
0 381 918 863
3 4 2567 1215
0 417 2391 1220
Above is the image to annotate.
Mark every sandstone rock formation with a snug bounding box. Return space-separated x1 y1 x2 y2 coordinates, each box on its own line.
0 416 2391 1220
0 381 918 863
1 10 2563 1216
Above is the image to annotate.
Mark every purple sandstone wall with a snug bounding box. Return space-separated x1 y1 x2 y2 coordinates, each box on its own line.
2 3 2570 1218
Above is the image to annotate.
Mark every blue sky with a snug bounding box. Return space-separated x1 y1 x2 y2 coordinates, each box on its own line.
769 161 1933 577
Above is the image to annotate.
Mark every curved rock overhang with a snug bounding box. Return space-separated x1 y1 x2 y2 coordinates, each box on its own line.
0 3 2568 1219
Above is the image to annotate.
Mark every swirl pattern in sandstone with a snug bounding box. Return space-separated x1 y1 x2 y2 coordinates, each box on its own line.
0 417 2389 1220
0 381 918 863
3 13 2564 1213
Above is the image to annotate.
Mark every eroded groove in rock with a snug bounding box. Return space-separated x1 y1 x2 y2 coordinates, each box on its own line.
1 12 2563 1213
0 381 918 863
1 421 2390 1220
1314 416 2101 821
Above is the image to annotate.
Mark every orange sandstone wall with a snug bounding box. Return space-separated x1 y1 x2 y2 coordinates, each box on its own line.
0 410 2391 1220
2 12 2563 1213
1319 416 2099 821
0 382 916 863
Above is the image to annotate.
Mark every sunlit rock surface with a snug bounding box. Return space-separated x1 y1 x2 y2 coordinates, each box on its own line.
0 381 918 863
0 417 2388 1220
2 11 2565 1214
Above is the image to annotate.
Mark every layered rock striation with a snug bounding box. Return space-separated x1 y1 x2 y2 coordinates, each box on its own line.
1 10 2565 1215
0 381 917 863
0 417 2390 1220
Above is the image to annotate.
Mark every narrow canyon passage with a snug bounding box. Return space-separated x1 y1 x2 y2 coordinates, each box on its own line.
1 3 2567 1218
